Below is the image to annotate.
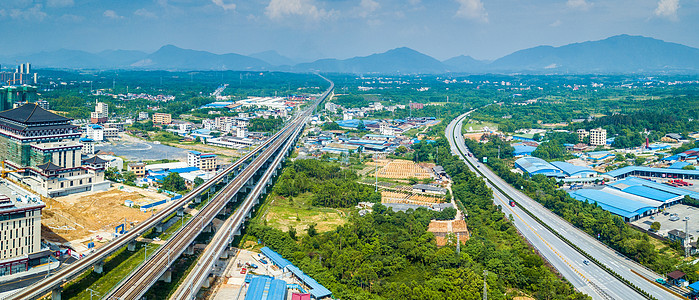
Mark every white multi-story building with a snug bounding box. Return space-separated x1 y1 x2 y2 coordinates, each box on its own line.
138 112 149 121
202 119 216 130
590 128 607 146
80 138 95 155
236 118 248 138
86 125 104 142
90 102 108 124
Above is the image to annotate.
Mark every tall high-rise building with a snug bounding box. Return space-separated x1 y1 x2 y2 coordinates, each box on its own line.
90 102 108 124
0 193 49 276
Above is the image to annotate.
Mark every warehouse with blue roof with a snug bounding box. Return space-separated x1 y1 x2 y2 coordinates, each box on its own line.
245 276 288 300
568 189 660 221
605 166 699 180
550 161 598 178
515 157 564 177
260 247 332 299
607 176 699 201
512 145 537 156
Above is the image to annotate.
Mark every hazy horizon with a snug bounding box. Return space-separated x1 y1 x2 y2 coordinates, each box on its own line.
1 0 697 61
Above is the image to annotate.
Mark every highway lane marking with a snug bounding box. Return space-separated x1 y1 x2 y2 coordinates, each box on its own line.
493 186 614 299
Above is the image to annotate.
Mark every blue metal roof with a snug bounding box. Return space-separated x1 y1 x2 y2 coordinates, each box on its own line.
662 154 680 161
689 281 699 291
515 157 563 176
288 266 332 299
169 167 200 173
611 177 699 201
512 145 537 156
621 185 681 202
550 161 597 177
568 189 659 219
244 276 287 300
669 161 692 169
605 166 699 178
260 247 292 269
336 119 361 128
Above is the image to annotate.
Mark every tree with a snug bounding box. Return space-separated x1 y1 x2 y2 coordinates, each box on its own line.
122 171 137 184
288 226 297 240
651 222 661 232
683 165 696 170
306 223 317 237
395 146 408 155
193 177 205 187
161 172 187 192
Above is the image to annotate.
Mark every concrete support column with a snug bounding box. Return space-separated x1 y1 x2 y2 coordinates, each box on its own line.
203 276 211 288
127 241 136 252
185 245 194 255
203 223 212 233
176 208 185 217
194 196 202 204
159 268 172 283
220 250 229 259
51 287 62 300
155 223 164 233
94 260 105 274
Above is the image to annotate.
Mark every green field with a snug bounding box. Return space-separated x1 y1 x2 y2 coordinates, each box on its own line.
256 193 350 233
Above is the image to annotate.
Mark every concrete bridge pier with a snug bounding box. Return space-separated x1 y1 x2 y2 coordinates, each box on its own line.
202 275 212 288
159 268 172 283
128 241 137 251
220 249 229 259
51 287 62 300
194 196 202 204
185 245 195 255
94 260 105 274
155 223 164 233
176 208 185 217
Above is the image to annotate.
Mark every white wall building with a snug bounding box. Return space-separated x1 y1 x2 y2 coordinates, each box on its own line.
86 125 104 142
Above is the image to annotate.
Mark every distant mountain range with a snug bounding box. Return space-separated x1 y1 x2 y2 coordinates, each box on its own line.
2 35 698 74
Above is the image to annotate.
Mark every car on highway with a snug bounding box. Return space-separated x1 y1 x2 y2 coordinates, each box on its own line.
240 267 247 274
583 260 590 265
509 200 516 207
656 278 666 285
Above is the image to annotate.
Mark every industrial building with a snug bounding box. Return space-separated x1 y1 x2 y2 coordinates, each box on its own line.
245 276 288 300
569 176 697 221
589 128 607 146
260 247 332 299
549 161 599 178
605 166 699 180
514 157 564 177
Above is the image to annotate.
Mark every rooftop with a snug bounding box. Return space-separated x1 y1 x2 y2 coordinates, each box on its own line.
568 188 659 219
550 161 597 176
605 166 699 178
0 103 71 125
515 157 563 176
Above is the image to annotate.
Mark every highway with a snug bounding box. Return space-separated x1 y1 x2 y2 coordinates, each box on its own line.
103 78 333 300
447 112 681 300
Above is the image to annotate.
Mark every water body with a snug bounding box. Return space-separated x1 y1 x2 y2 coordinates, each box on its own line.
96 140 188 161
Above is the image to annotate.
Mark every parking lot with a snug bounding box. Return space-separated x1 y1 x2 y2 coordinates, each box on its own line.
631 204 699 239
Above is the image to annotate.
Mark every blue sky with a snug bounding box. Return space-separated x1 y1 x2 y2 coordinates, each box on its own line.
1 0 697 61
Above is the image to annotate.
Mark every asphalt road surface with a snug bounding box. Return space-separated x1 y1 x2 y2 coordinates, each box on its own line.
446 112 680 300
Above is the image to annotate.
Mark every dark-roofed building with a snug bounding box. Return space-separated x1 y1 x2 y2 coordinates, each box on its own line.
0 104 109 197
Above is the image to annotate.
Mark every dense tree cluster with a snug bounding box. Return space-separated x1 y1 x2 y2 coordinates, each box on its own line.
273 160 380 208
248 116 283 132
252 135 587 299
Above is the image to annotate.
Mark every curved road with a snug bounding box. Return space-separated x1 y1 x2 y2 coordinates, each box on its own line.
447 112 680 300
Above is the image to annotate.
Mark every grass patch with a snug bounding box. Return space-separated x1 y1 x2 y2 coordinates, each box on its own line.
62 243 160 300
255 193 349 233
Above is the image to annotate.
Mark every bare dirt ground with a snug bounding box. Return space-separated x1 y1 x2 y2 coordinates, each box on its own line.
41 185 166 244
121 132 241 159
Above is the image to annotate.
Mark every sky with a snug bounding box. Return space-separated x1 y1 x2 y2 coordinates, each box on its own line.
0 0 697 62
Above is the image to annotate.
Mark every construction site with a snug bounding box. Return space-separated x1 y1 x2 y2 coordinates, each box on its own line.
428 219 470 246
369 159 434 180
41 184 169 250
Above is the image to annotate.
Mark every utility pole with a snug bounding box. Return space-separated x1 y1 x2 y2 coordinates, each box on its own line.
87 288 99 300
685 217 691 258
375 166 378 192
498 145 500 160
483 270 488 300
144 244 153 263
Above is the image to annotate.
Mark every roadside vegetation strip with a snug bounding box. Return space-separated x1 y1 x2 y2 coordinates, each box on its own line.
449 114 658 300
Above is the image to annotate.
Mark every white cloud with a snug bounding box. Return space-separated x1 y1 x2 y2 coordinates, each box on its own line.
59 14 83 22
212 0 236 11
654 0 679 20
47 0 74 8
550 19 562 27
455 0 488 22
566 0 592 11
134 8 157 18
103 10 123 19
359 0 380 17
265 0 331 21
9 4 46 21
